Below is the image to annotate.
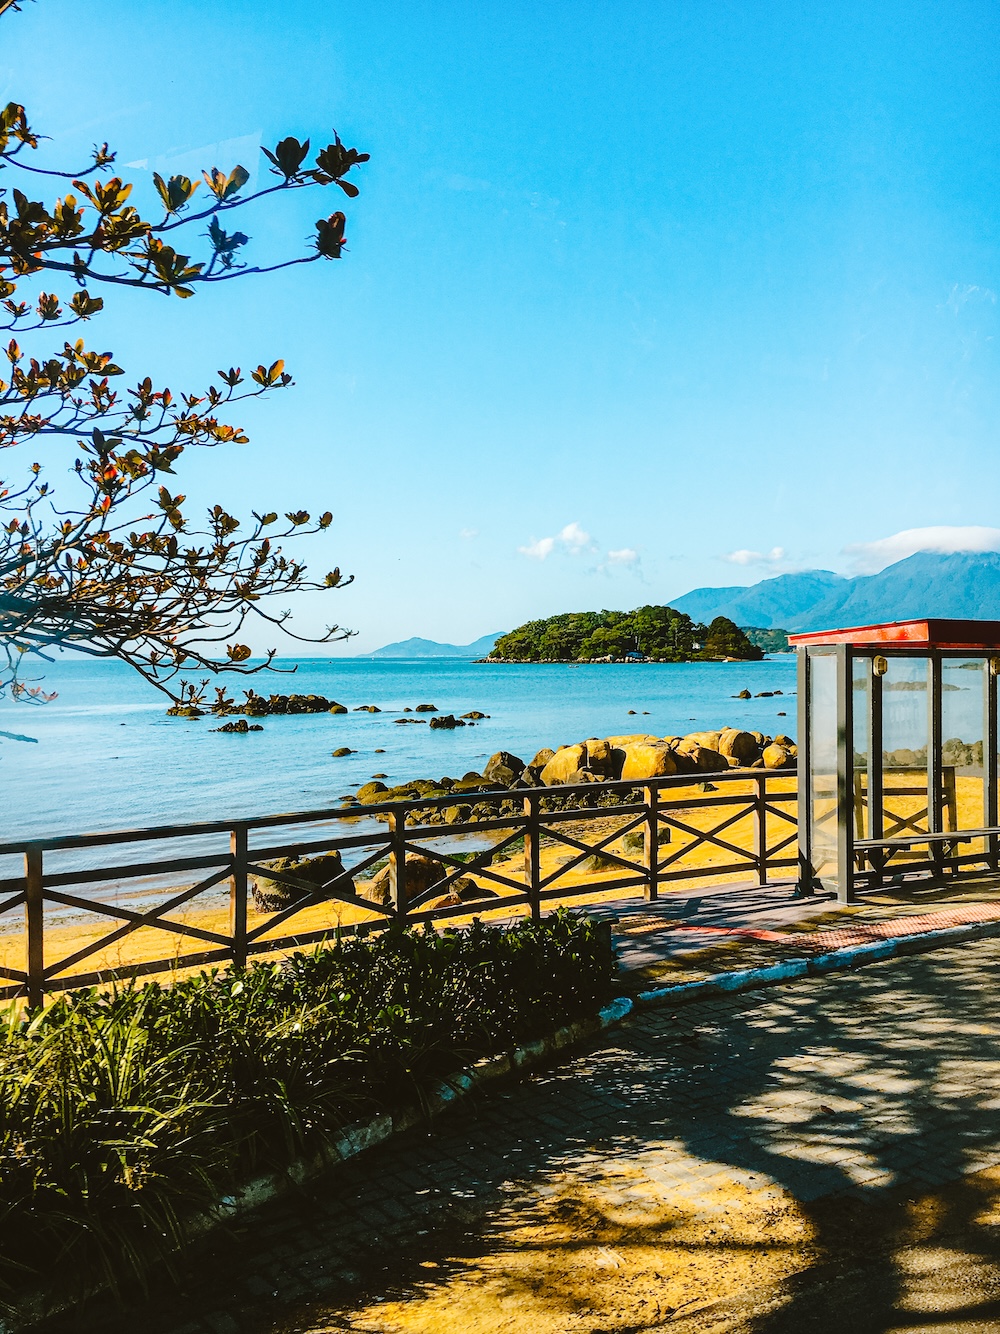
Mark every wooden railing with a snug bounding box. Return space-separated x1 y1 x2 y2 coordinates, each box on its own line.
0 769 798 1006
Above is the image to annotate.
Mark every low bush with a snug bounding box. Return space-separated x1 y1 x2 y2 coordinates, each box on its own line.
0 911 614 1306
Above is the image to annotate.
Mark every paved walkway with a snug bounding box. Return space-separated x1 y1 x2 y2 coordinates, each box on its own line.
606 876 1000 982
53 932 1000 1334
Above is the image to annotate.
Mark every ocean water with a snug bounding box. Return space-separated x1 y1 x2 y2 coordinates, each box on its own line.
0 656 800 842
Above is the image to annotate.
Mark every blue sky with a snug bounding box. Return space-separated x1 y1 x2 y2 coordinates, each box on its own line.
3 0 999 651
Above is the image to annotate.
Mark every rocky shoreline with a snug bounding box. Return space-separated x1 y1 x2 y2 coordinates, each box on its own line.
349 725 796 820
249 724 797 914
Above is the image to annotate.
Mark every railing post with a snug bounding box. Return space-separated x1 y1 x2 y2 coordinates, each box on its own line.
755 774 768 886
523 792 541 922
24 845 43 1010
388 810 407 921
230 824 248 969
643 784 659 901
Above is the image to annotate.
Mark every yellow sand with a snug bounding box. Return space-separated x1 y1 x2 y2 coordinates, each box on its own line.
1 773 986 990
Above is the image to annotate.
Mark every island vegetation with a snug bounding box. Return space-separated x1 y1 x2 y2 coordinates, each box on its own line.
488 606 763 663
740 626 791 653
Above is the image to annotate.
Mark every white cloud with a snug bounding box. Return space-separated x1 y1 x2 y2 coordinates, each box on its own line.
607 547 639 566
518 521 594 561
723 546 787 567
559 521 592 551
459 527 479 540
844 525 1000 574
519 535 557 560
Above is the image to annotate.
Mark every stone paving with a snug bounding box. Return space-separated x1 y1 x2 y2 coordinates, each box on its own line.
48 932 1000 1334
607 875 1000 979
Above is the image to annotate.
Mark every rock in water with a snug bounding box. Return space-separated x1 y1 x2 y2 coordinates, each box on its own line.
429 714 464 729
356 781 389 803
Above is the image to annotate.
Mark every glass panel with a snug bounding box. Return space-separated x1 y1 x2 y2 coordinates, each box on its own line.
881 656 929 853
808 651 839 884
852 658 870 840
942 657 985 836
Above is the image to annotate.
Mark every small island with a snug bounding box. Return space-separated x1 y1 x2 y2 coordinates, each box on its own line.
486 605 765 663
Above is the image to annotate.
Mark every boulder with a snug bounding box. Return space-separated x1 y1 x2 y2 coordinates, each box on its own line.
717 728 761 768
762 743 797 770
353 705 381 713
681 730 723 750
483 751 525 786
774 734 795 747
356 781 388 803
618 742 679 781
540 744 589 786
331 746 355 757
667 747 698 774
675 743 729 773
443 803 471 824
415 703 438 712
429 714 464 729
604 734 660 746
529 748 556 771
252 850 352 912
428 883 500 910
461 711 488 720
328 703 348 714
359 853 476 908
584 738 619 778
735 689 752 699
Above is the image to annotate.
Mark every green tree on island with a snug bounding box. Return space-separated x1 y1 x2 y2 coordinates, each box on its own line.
490 606 763 662
0 29 368 704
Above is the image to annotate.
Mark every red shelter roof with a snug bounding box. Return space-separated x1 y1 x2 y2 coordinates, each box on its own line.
788 618 1000 650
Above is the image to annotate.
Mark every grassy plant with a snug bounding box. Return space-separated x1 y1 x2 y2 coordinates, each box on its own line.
0 911 614 1307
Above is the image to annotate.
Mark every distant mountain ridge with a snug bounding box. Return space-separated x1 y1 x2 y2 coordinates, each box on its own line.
366 632 504 659
671 552 1000 631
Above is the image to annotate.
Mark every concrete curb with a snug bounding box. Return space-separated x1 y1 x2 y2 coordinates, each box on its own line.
634 914 1000 1008
2 996 633 1332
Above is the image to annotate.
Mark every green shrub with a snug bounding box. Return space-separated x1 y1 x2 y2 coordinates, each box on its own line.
0 911 614 1306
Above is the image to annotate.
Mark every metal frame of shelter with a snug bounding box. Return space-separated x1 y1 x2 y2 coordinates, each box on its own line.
790 619 1000 903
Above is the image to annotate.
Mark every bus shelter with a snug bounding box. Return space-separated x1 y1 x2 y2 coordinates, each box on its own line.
789 619 1000 902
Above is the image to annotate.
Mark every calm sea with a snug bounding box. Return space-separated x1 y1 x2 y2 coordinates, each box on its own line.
1 656 801 841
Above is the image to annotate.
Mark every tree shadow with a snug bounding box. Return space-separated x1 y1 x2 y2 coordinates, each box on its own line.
42 938 1000 1333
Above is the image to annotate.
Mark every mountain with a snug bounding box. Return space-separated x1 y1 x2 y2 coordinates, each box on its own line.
670 552 1000 631
672 570 849 628
366 632 504 659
